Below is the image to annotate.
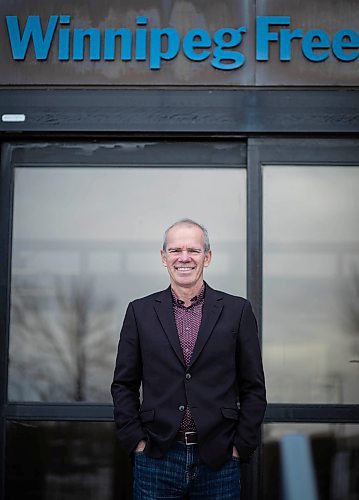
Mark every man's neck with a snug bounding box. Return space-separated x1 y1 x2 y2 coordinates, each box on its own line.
171 281 204 307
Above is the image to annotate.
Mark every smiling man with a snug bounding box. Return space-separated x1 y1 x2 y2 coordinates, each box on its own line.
111 219 266 500
161 221 212 296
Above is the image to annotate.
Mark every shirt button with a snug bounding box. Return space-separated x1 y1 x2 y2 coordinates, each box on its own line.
186 373 191 380
178 405 185 411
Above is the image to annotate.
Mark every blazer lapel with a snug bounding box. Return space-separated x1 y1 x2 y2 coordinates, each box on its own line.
189 285 223 368
153 287 186 367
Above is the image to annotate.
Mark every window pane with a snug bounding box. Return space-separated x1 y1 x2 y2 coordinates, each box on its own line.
9 167 246 402
263 166 359 403
263 423 359 500
5 421 130 500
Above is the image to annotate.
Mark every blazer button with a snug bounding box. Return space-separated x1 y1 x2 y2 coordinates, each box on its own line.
185 373 191 380
178 405 185 411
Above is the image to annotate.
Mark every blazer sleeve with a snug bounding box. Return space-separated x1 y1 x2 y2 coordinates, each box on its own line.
111 302 147 454
234 300 267 462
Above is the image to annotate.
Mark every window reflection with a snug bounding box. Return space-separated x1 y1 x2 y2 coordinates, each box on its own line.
262 423 359 500
5 421 131 500
10 275 117 402
9 167 246 402
263 167 359 403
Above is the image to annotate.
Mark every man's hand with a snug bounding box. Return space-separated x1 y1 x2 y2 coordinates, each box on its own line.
135 440 147 453
232 446 240 459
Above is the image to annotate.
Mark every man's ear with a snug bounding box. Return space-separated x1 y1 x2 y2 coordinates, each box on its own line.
204 250 212 267
160 249 167 267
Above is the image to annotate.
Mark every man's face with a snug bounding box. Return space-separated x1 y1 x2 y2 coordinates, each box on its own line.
161 223 212 290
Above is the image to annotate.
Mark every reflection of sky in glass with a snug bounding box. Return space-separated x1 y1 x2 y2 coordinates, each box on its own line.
263 166 359 404
9 167 246 402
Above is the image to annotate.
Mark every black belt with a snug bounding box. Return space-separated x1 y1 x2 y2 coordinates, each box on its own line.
176 431 198 445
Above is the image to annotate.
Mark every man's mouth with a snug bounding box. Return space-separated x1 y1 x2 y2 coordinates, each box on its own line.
175 267 194 271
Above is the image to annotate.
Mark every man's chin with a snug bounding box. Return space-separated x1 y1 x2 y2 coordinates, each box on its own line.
173 270 195 280
172 276 202 288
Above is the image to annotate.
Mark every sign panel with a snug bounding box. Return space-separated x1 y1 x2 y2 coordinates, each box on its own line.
0 0 358 86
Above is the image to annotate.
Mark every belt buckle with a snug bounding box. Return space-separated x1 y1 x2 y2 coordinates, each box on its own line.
184 431 196 445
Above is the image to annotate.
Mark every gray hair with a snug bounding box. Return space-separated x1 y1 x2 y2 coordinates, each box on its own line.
162 219 210 253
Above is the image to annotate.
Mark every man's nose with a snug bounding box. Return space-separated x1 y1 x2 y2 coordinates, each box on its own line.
178 251 191 261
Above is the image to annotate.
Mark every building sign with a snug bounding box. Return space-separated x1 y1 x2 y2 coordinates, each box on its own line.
5 15 358 69
0 0 358 86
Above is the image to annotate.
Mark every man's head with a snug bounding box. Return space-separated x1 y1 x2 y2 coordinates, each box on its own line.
161 219 212 292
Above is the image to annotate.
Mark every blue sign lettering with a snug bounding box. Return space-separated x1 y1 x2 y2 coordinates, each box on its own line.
211 28 246 70
256 16 290 60
279 28 302 61
301 30 330 62
4 15 359 69
135 16 147 61
149 28 180 70
256 16 358 63
73 28 101 60
6 15 58 60
332 29 359 61
103 28 132 61
183 29 211 62
58 15 71 61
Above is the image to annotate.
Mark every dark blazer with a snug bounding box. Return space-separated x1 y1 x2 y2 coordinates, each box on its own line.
111 283 266 470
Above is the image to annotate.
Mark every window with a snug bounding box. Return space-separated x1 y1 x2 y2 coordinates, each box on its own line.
7 142 247 402
263 166 359 404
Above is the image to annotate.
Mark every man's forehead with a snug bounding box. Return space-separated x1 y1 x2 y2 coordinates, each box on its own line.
167 223 204 244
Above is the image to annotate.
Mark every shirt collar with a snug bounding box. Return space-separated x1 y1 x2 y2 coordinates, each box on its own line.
171 283 205 308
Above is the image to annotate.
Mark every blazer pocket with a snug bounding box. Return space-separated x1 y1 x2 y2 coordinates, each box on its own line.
139 409 155 423
221 407 239 420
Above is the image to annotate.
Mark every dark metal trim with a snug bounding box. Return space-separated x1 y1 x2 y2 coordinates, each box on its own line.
0 143 14 500
246 140 264 500
247 139 263 337
4 403 114 421
0 89 358 134
265 404 359 423
246 138 359 164
0 144 13 407
7 140 247 168
4 402 359 423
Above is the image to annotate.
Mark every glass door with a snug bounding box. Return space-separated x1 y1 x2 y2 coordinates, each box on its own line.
248 139 359 500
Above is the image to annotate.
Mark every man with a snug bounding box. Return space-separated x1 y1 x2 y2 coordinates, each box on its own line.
111 219 266 499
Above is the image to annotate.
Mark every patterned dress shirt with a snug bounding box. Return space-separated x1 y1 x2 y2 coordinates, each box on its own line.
171 284 205 431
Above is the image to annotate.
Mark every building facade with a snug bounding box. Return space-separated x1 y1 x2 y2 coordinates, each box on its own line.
0 1 358 499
